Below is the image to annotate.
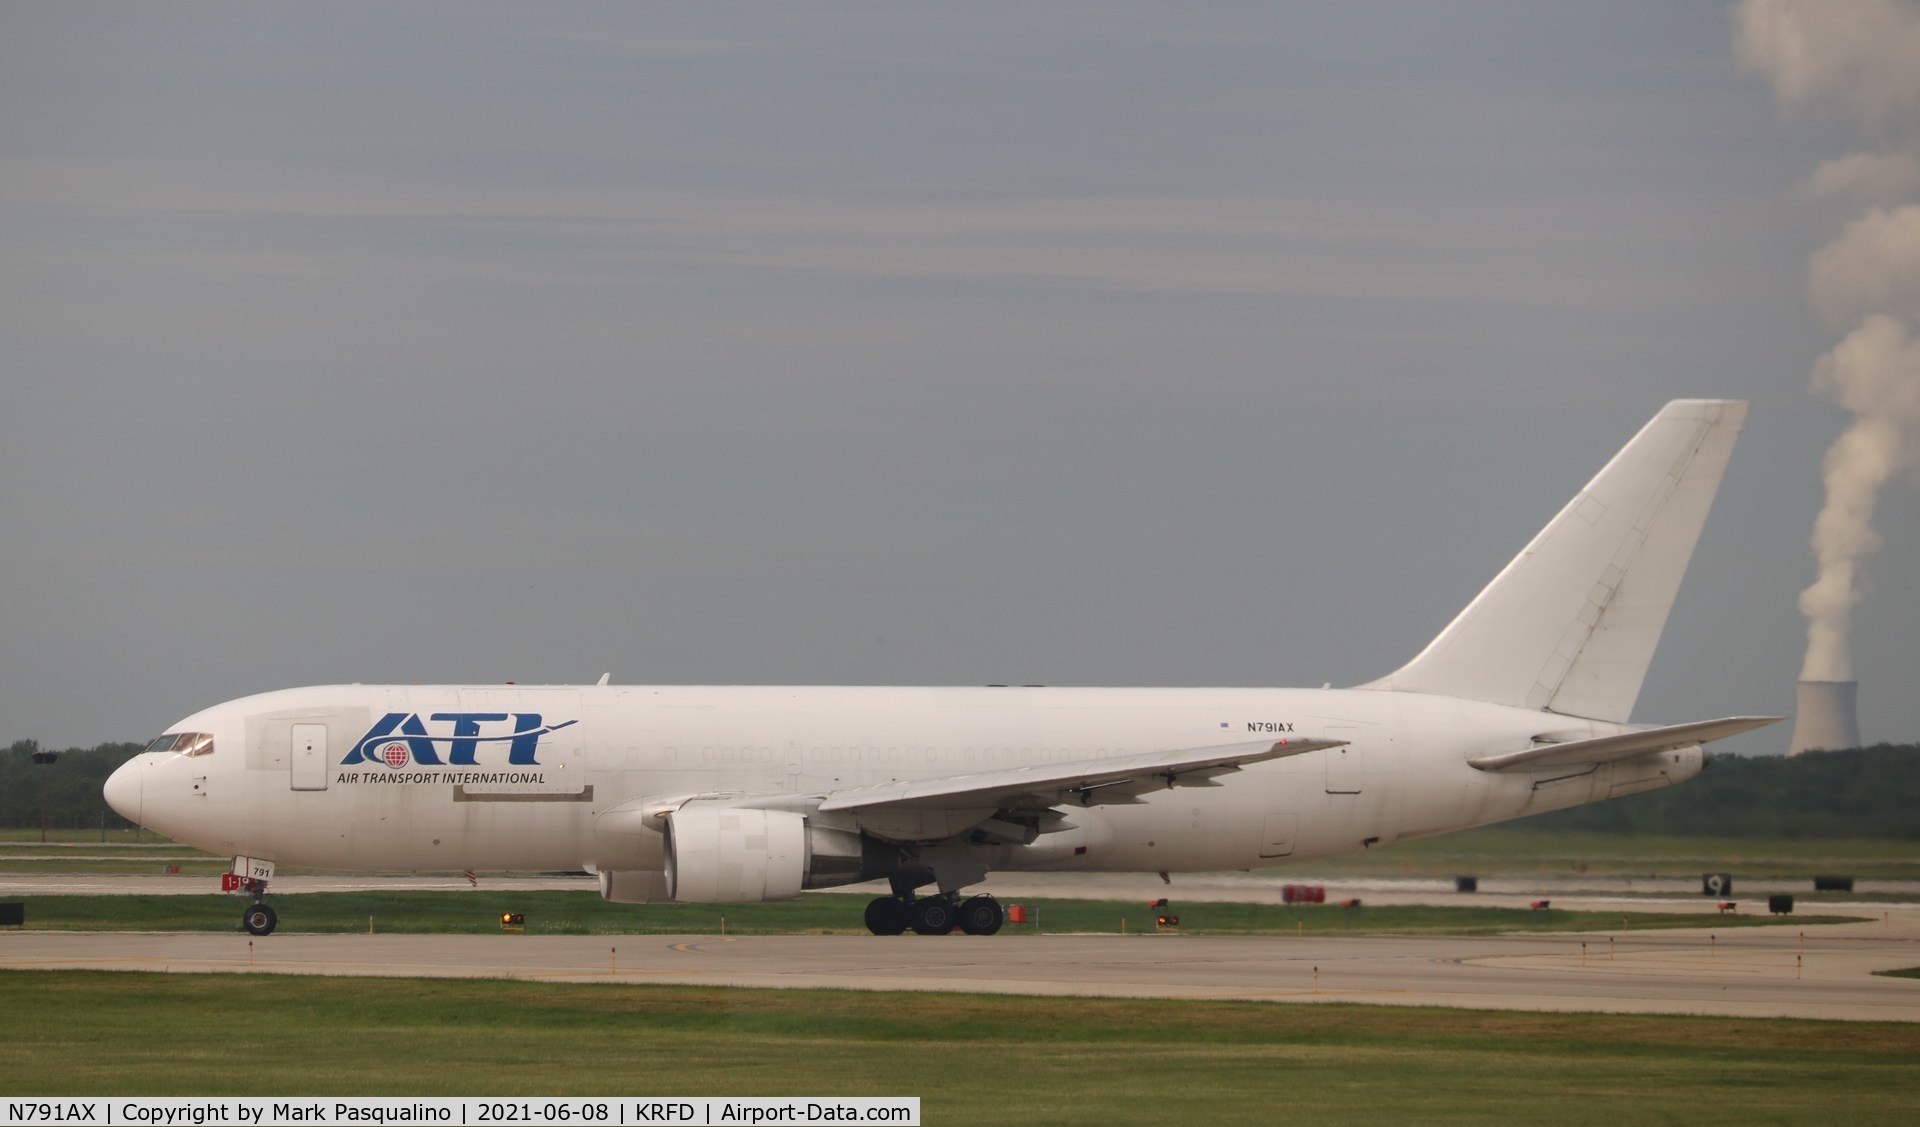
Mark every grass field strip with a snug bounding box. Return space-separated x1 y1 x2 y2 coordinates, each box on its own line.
1 971 1916 1123
6 923 1916 1024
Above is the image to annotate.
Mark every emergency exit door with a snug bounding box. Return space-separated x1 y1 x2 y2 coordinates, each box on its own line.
291 723 328 791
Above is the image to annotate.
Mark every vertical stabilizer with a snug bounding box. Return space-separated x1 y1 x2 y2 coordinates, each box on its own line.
1363 400 1748 722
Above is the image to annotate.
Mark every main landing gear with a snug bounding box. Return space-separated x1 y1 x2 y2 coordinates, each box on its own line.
863 893 1004 937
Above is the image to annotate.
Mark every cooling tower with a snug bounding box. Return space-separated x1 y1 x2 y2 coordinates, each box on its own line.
1788 680 1861 755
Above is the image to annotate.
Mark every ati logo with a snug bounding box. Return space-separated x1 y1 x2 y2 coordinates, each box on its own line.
341 713 578 768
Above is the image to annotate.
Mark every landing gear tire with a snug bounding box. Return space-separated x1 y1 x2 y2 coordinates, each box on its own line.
909 896 958 936
864 896 910 936
242 903 278 936
957 895 1004 936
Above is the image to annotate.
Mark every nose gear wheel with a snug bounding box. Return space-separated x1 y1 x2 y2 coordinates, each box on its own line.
242 903 277 936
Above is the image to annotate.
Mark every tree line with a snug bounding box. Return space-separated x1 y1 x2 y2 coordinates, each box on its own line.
4 738 1916 840
1 739 145 829
1513 743 1920 839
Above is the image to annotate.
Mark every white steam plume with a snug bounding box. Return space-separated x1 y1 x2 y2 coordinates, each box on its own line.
1805 152 1920 208
1734 0 1920 141
1736 0 1920 683
1807 205 1920 330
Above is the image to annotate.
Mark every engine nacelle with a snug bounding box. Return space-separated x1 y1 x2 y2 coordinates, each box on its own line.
664 805 883 902
590 803 666 872
598 869 670 904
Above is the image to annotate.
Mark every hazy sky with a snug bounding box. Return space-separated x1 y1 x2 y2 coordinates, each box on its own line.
3 3 1912 754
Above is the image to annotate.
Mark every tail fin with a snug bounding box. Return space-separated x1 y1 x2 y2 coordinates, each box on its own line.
1362 399 1748 722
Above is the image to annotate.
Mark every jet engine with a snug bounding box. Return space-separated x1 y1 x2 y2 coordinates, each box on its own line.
663 805 887 902
598 869 670 904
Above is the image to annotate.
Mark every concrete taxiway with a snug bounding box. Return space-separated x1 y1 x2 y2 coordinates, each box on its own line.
6 870 1918 1022
4 918 1917 1023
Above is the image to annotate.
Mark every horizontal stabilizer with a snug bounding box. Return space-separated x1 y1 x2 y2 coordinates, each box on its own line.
818 738 1341 814
1467 716 1783 773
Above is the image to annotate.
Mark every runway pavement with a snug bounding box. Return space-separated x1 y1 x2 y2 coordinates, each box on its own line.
6 871 1919 1022
4 916 1918 1022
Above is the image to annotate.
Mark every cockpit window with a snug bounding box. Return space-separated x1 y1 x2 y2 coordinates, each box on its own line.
146 732 214 757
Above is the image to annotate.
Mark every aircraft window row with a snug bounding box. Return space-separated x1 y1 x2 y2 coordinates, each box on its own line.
661 744 1141 766
145 732 214 757
804 747 1122 764
697 746 774 763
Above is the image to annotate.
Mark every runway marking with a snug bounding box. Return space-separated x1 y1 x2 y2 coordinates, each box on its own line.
1468 954 1827 974
1163 989 1424 1001
670 939 739 953
1 956 178 968
526 970 697 979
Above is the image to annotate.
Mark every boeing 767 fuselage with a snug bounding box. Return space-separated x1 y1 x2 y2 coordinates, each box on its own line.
106 400 1778 937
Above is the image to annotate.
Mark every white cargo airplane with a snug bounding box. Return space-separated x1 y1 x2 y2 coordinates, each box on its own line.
105 400 1778 937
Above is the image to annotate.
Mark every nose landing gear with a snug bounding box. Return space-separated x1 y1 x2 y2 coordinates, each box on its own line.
242 900 278 936
224 857 279 936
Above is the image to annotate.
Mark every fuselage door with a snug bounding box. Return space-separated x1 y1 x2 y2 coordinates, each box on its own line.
291 723 329 791
784 739 804 786
1323 725 1362 794
1258 812 1297 858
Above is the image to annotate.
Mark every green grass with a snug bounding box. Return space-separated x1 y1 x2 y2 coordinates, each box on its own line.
0 828 163 844
0 971 1915 1124
4 891 1863 936
1875 967 1920 980
0 857 231 874
1315 828 1920 879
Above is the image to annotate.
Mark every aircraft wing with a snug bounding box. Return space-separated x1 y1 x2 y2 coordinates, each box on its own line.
817 738 1343 814
1466 716 1783 773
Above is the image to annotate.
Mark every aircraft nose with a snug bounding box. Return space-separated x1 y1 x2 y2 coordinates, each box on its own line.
103 758 144 825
